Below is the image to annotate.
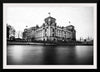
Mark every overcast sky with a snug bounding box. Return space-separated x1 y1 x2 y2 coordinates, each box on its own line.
4 3 96 40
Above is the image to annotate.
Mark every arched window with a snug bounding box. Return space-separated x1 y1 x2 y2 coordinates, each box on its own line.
52 33 54 37
52 28 55 32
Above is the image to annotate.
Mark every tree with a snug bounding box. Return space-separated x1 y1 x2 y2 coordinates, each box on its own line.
7 26 10 39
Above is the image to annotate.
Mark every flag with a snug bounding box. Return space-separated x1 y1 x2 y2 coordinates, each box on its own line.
48 12 51 16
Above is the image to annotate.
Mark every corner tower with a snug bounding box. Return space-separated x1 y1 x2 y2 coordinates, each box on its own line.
43 12 57 41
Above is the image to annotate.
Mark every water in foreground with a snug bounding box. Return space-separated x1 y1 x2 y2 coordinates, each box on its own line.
7 45 93 65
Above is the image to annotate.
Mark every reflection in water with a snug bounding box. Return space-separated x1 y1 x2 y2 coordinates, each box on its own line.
56 46 77 65
7 45 93 65
75 46 93 64
9 46 23 64
7 45 44 65
42 45 57 64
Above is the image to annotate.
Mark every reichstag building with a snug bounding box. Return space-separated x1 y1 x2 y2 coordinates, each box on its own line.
23 13 76 42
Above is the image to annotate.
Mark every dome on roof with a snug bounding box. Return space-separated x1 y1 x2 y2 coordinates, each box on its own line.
44 16 56 24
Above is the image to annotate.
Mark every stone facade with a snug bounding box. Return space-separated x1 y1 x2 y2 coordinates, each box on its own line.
23 15 76 41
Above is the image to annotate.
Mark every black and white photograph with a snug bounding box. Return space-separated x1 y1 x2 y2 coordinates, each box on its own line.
3 3 97 69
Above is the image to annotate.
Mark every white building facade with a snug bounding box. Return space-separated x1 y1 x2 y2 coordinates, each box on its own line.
23 15 76 42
